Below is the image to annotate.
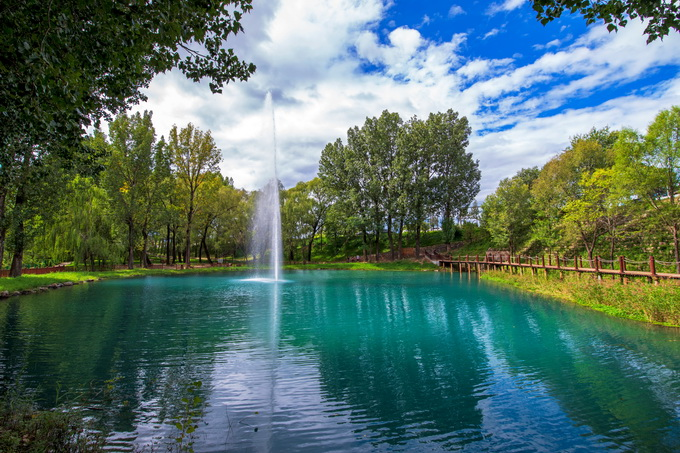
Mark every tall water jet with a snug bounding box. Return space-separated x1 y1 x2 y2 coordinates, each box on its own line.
250 92 283 281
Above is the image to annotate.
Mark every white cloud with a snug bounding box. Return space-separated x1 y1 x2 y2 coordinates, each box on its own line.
448 5 465 17
488 0 526 15
127 1 680 202
483 28 501 40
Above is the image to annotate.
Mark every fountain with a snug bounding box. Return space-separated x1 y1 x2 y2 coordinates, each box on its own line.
249 92 283 282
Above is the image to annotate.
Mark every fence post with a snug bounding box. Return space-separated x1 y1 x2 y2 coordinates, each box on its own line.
649 256 658 285
619 256 626 284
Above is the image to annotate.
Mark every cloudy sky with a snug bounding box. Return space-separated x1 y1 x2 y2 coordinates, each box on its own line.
130 0 680 199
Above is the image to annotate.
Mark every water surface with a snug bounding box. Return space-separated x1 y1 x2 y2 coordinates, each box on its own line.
0 270 678 451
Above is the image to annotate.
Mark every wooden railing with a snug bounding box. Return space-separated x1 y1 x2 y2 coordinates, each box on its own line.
439 254 680 283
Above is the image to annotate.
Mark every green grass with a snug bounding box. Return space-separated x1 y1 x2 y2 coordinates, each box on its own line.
0 260 439 294
0 266 250 293
480 269 680 327
286 260 439 272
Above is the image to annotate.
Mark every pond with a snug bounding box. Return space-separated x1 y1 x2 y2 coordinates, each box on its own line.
0 270 678 452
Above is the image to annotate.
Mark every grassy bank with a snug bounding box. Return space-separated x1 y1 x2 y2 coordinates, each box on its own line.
0 266 250 294
480 270 680 327
285 260 439 271
0 261 438 294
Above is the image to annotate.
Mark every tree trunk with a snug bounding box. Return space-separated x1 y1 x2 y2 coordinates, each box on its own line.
0 191 6 268
127 220 134 270
9 208 24 277
9 188 27 277
415 223 421 258
185 206 193 266
387 215 394 261
8 149 32 277
171 226 177 264
9 245 23 277
362 229 368 261
307 237 314 262
673 224 680 274
201 223 212 264
141 227 150 268
398 218 404 259
374 227 380 262
166 224 171 265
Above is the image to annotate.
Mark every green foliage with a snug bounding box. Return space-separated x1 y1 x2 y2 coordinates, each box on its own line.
171 381 205 453
612 106 680 271
0 389 103 452
530 0 680 43
170 123 222 265
319 108 479 259
482 168 538 254
0 0 256 154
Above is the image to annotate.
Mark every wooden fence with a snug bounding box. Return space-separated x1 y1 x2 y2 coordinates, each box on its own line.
439 254 680 283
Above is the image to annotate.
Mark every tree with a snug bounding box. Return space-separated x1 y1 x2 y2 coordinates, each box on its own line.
280 178 330 262
530 0 680 43
3 141 69 276
397 116 436 258
428 110 479 249
45 175 120 270
361 111 403 260
319 137 372 260
614 106 680 271
531 128 616 253
169 123 221 266
1 0 256 155
103 111 157 269
482 168 539 255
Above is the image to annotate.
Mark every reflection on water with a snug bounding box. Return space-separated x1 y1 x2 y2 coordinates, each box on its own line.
0 271 678 452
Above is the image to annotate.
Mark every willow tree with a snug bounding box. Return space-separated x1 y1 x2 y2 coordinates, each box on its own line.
169 123 221 266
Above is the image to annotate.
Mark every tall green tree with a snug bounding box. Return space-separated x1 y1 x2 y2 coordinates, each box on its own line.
614 106 680 271
361 111 403 260
319 137 371 260
531 128 616 253
428 109 479 248
103 111 157 269
482 168 539 255
397 116 435 258
169 123 221 266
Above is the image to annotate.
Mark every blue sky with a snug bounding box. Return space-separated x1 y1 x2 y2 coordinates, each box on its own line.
130 0 680 199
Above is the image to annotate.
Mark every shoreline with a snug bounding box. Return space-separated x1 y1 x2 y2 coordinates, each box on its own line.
2 262 677 328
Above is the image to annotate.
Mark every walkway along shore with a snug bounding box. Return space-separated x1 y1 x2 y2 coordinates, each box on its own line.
439 254 680 284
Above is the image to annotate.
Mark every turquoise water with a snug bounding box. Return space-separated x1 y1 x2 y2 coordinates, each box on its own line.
0 270 678 452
